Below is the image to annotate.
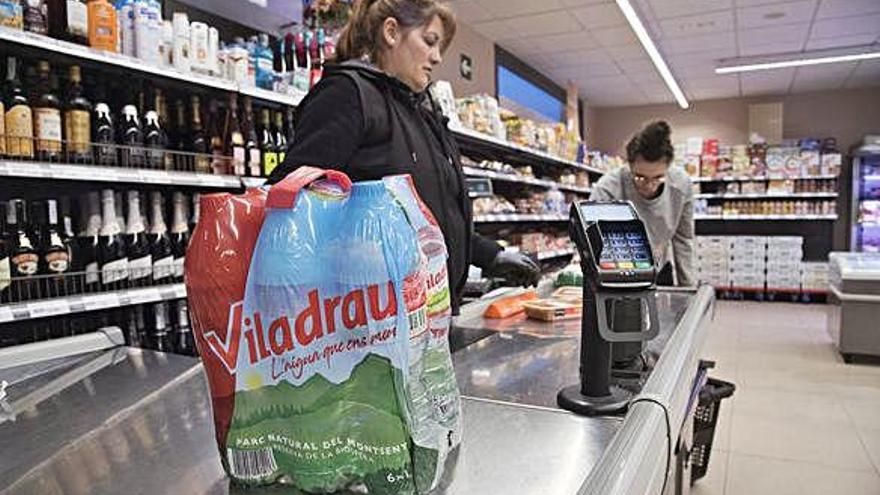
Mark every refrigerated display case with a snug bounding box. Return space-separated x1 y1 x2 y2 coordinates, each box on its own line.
828 252 880 361
850 140 880 252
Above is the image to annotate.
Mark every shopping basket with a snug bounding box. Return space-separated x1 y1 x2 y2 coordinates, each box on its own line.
691 377 736 484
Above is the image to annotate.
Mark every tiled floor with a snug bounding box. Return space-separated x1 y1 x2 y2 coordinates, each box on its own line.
691 300 880 495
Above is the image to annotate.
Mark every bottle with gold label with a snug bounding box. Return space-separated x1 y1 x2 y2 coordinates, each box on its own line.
4 56 33 159
33 60 63 162
65 65 92 163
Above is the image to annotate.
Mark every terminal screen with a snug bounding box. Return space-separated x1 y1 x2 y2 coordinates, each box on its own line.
578 203 636 223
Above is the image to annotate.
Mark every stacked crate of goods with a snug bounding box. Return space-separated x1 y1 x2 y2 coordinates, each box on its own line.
801 262 829 293
729 237 767 290
765 237 804 291
696 236 730 288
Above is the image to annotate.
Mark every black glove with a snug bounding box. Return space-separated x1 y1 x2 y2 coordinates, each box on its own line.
488 250 542 287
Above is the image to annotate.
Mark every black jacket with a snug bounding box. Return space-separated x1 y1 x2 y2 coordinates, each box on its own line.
267 60 501 313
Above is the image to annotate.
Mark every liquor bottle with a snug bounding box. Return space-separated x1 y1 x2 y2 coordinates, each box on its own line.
173 300 195 356
119 102 144 168
59 196 78 294
274 110 288 165
33 60 63 162
242 97 260 177
92 86 116 165
39 199 71 297
0 203 11 303
49 0 89 44
259 108 277 176
189 96 210 173
226 95 246 176
208 99 226 175
64 65 92 164
5 56 34 159
151 301 172 352
189 192 200 232
23 0 48 34
98 189 129 290
125 305 143 347
169 192 188 283
8 199 40 301
143 97 165 169
87 0 117 52
78 192 101 292
170 98 187 169
148 192 174 285
125 190 152 287
157 89 173 170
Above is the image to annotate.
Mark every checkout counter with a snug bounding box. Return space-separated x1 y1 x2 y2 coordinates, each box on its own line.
0 202 717 495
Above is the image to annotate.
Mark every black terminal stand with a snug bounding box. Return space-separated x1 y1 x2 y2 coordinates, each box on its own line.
557 201 660 416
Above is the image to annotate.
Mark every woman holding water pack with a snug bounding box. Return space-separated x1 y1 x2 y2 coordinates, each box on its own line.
268 0 540 313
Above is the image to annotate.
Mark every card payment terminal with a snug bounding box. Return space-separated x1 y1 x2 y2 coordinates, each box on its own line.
557 201 660 416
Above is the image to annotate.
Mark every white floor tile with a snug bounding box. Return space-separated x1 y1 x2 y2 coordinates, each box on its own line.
725 453 880 495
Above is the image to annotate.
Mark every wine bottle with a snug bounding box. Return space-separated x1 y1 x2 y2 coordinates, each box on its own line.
189 192 200 232
119 103 144 168
208 99 226 175
93 88 116 166
173 299 195 356
143 107 164 169
259 108 277 177
8 199 40 301
38 199 71 297
125 190 152 287
274 110 288 165
151 301 172 352
148 191 174 285
190 96 210 173
98 189 129 290
170 192 188 283
78 192 102 293
157 89 173 171
226 94 245 176
242 97 260 177
33 60 63 162
49 0 89 44
59 196 78 295
171 98 187 169
5 56 34 159
64 65 92 164
0 203 11 303
125 305 143 347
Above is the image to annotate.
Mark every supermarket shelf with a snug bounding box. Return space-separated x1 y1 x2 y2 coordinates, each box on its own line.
695 192 838 199
0 27 304 107
474 213 568 223
536 247 576 261
695 214 838 221
0 160 243 188
691 174 838 183
462 166 591 194
0 284 186 323
449 125 603 175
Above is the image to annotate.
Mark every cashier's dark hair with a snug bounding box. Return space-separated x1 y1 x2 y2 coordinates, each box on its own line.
336 0 456 62
626 120 674 165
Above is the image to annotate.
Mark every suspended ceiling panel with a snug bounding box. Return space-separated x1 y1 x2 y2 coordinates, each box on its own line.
449 0 880 106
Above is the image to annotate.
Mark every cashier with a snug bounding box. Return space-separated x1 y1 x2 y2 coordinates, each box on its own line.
267 0 541 313
590 121 696 286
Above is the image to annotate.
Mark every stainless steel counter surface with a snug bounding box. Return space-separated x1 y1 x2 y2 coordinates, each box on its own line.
451 290 693 408
0 348 618 495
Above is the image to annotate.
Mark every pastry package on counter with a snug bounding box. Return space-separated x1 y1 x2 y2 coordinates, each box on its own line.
186 167 460 494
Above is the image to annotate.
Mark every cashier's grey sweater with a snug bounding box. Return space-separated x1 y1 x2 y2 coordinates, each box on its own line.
590 166 696 286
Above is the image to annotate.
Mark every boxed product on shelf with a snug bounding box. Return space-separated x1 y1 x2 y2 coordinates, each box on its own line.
700 155 719 178
457 94 506 140
766 259 803 274
765 274 801 290
729 273 765 289
801 262 829 291
766 236 803 248
821 152 842 176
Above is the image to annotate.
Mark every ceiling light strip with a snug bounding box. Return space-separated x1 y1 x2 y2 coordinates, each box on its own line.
716 51 880 74
615 0 689 109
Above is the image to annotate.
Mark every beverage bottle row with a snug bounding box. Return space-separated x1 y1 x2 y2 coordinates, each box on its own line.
1 56 293 176
0 299 196 356
0 189 197 303
0 0 329 93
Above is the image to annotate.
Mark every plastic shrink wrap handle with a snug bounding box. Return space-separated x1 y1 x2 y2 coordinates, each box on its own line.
267 165 352 208
184 186 267 451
